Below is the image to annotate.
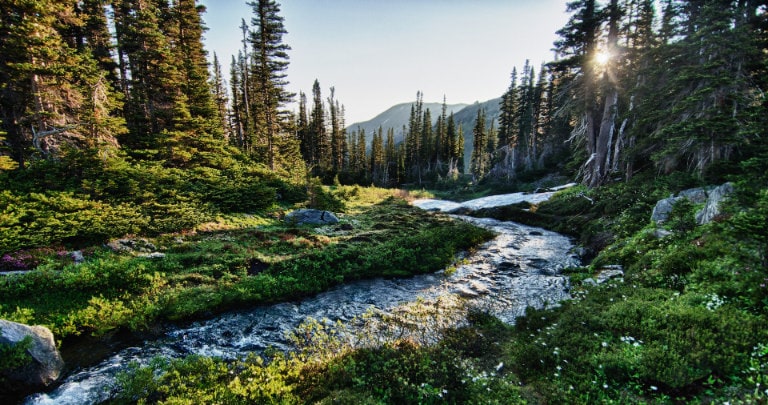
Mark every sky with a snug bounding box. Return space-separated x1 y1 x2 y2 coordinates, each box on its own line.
199 0 572 125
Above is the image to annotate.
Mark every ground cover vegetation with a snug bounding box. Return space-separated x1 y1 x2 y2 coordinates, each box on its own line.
0 189 491 339
2 0 768 403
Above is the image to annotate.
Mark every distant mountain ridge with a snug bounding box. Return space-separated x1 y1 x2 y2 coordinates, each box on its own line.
346 101 469 146
346 97 503 167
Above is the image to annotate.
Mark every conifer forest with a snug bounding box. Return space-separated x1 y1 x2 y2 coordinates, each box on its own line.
1 0 768 404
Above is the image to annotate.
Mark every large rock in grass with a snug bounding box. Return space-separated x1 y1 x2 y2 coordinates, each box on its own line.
0 319 64 394
695 183 734 225
285 209 339 226
651 183 734 225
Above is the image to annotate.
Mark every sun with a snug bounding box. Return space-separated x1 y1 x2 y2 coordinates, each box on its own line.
594 49 612 65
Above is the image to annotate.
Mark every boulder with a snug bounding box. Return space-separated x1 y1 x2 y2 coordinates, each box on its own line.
285 209 339 226
650 196 682 224
651 228 674 239
0 319 64 394
70 250 85 264
583 265 624 286
651 183 734 225
695 182 734 225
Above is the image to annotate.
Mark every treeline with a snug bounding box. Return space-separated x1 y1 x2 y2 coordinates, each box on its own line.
1 0 766 191
468 0 766 187
0 0 303 176
547 0 767 187
0 0 310 254
289 87 467 187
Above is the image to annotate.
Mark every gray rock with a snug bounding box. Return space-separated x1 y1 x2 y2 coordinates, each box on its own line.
678 188 709 204
650 196 682 224
138 252 166 259
284 209 339 226
0 319 64 393
651 183 734 225
70 250 85 264
583 265 624 285
695 182 734 225
652 228 674 239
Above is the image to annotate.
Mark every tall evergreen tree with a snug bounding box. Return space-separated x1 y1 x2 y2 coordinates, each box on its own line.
308 79 326 169
0 0 123 165
113 0 185 148
370 126 385 186
637 0 765 174
170 0 218 129
385 127 397 185
498 67 519 148
229 53 246 149
296 91 310 163
470 108 489 180
247 0 294 170
328 87 345 174
211 52 231 140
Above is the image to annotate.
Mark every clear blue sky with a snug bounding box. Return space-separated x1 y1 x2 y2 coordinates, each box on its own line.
199 0 571 124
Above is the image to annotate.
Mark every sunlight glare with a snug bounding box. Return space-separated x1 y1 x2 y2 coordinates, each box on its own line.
595 50 611 65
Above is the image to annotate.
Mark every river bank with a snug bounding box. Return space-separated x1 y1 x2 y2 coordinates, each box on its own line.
22 189 579 403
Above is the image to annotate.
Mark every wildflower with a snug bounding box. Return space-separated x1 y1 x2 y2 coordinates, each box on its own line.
650 385 658 391
603 384 609 389
495 362 504 371
601 341 608 348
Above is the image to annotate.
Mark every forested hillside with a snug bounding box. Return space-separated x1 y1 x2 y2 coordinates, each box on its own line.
1 0 768 403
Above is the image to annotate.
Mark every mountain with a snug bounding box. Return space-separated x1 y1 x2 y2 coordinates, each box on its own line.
346 101 469 146
346 97 502 170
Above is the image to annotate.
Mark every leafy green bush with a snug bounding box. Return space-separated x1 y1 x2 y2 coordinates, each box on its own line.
0 334 32 374
0 191 147 253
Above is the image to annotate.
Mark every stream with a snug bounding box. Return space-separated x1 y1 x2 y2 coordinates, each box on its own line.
23 188 579 404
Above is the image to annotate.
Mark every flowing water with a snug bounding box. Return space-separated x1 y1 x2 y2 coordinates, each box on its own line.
24 189 579 404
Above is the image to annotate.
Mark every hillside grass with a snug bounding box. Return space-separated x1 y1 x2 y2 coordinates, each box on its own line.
0 185 493 340
110 167 768 404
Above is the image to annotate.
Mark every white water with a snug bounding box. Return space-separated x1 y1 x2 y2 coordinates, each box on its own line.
412 183 576 212
24 188 578 404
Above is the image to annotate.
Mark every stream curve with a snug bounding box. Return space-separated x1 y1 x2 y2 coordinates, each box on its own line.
24 190 578 404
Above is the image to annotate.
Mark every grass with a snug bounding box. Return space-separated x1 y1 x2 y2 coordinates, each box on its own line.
109 173 768 404
0 188 493 340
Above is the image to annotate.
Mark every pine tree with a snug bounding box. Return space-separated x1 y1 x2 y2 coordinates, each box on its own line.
471 108 489 180
247 0 294 170
211 52 231 140
421 108 433 169
229 53 246 149
308 79 326 170
113 0 185 148
552 0 605 186
296 91 310 163
328 87 345 174
356 128 367 181
170 0 218 129
498 67 519 148
638 0 765 174
0 0 124 166
370 126 385 186
385 127 397 185
78 0 120 89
